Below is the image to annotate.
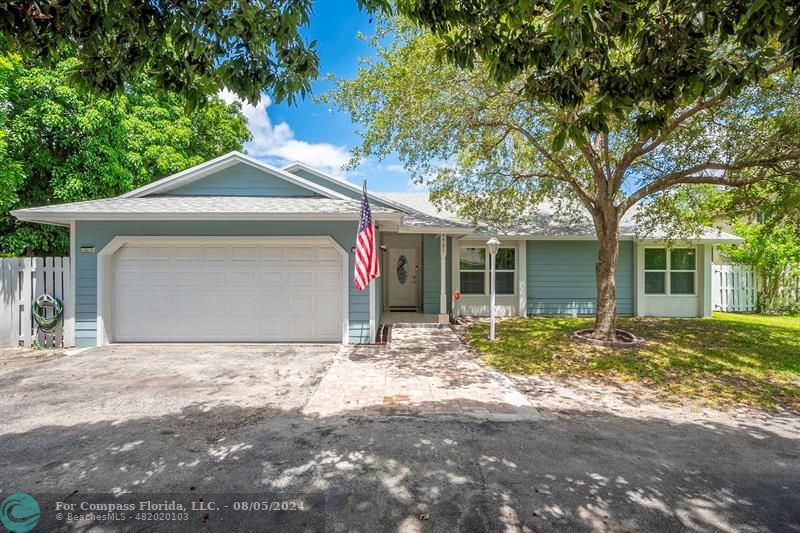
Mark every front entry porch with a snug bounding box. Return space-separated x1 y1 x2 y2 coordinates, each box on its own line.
379 231 450 325
380 311 447 326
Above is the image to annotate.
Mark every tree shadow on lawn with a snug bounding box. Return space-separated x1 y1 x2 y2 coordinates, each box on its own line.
1 403 798 532
467 317 800 411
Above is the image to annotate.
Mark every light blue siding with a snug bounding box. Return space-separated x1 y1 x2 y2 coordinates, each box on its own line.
375 230 384 324
527 240 634 316
166 163 317 197
74 220 371 346
421 235 452 314
286 168 397 209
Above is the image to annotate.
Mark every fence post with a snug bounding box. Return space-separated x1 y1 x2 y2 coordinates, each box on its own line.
63 255 75 347
0 259 13 347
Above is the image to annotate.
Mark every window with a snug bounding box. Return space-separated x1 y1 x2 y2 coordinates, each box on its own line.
670 248 696 294
644 249 666 294
459 246 516 295
644 247 696 295
459 247 486 294
495 248 516 294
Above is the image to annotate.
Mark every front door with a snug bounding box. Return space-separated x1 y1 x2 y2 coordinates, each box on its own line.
388 248 418 309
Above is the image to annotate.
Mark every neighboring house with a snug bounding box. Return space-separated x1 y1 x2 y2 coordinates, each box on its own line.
711 214 760 265
12 152 742 347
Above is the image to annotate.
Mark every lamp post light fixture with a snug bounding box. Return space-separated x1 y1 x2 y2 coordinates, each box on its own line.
486 237 501 341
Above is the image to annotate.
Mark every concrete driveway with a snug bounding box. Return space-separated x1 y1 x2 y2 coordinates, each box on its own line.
0 343 336 434
0 342 798 532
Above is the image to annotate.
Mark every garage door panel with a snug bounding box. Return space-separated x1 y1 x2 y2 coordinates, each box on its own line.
174 271 202 286
258 320 286 336
287 247 315 261
287 271 313 287
173 247 201 261
113 241 345 342
142 271 171 286
117 246 145 261
231 247 258 261
116 270 143 287
202 247 228 261
143 247 171 261
202 271 227 287
315 294 341 312
317 270 342 286
287 321 314 337
288 295 313 315
230 271 256 287
258 295 288 315
316 247 341 261
316 319 341 337
259 247 285 261
259 272 284 287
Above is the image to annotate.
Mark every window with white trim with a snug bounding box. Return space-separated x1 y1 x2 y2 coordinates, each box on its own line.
644 247 696 295
459 246 516 295
495 248 516 295
459 247 486 294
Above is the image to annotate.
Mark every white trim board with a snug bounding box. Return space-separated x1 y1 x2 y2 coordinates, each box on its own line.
96 235 350 346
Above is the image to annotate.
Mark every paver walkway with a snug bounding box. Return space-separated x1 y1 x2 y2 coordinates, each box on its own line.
303 327 537 419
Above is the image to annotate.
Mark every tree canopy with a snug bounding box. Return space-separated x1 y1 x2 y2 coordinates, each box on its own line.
327 21 800 339
1 0 322 106
0 53 251 256
377 0 800 138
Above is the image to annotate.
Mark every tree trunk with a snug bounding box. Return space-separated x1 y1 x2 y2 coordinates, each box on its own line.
593 212 620 340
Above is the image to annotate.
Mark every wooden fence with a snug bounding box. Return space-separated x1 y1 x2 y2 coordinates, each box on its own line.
776 266 800 310
712 264 759 313
0 257 74 348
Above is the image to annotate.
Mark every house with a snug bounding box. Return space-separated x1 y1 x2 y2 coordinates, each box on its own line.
12 151 743 347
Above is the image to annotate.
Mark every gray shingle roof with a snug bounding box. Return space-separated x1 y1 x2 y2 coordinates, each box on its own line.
12 196 399 217
376 192 473 231
12 188 742 242
380 192 743 242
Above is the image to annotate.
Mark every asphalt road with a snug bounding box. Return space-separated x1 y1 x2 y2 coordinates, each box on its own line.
0 344 798 532
0 409 798 532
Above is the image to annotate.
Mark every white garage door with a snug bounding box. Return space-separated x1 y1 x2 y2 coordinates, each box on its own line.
112 240 345 342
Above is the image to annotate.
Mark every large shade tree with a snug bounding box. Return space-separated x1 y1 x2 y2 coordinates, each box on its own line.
0 0 328 106
380 0 800 135
0 53 251 256
327 23 800 340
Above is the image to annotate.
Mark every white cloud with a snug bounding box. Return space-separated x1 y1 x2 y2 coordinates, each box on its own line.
219 90 350 176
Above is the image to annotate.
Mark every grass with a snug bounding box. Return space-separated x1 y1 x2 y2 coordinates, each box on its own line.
465 312 800 411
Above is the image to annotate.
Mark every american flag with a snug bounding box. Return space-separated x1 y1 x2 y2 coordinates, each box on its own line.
354 181 379 291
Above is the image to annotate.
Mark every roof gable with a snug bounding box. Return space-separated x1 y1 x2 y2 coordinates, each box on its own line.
283 162 407 211
122 152 348 200
163 163 317 197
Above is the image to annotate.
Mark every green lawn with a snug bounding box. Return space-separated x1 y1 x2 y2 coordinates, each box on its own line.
465 313 800 411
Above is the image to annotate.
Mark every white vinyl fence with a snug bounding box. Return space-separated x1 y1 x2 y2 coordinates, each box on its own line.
713 264 759 313
0 257 74 348
777 267 800 309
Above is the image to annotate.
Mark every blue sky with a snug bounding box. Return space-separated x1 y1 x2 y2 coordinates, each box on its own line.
223 0 417 193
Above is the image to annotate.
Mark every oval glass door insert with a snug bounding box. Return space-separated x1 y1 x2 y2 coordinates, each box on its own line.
396 255 409 284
